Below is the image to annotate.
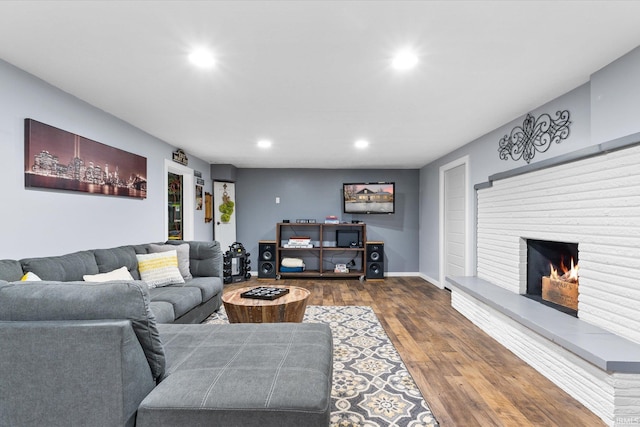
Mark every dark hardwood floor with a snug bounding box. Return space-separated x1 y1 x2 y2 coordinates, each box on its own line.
224 276 605 426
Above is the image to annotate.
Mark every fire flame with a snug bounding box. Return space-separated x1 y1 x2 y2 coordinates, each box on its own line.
550 258 579 283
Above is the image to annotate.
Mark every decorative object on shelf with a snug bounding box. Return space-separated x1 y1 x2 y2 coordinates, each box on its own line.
218 183 235 223
498 110 571 164
24 119 147 198
172 148 188 166
223 242 251 284
204 192 213 223
324 215 339 224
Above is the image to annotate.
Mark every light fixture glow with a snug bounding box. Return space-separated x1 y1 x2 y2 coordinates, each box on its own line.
188 48 215 68
257 139 272 148
355 139 369 149
392 49 419 70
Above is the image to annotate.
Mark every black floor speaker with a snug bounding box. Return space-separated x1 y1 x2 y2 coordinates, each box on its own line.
366 242 384 280
258 241 276 279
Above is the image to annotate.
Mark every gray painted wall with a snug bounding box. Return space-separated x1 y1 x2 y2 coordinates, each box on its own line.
420 83 592 285
419 45 640 287
234 168 420 273
591 45 640 144
1 59 213 259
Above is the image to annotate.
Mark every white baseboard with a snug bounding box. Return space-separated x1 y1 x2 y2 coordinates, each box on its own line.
248 270 441 289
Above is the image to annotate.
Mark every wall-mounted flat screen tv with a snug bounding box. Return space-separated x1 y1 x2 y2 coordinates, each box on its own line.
343 182 395 214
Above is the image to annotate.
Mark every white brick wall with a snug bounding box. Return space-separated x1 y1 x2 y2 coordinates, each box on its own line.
477 144 640 344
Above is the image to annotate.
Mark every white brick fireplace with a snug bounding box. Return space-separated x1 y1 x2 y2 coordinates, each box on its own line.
476 143 640 343
448 140 640 426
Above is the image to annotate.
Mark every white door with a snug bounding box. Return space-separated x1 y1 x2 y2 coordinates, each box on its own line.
439 157 469 288
213 181 237 252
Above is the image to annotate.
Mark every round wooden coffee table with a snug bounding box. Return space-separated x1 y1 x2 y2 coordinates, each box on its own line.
222 286 311 323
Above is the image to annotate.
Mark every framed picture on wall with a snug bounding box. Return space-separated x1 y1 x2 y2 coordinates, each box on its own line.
24 118 147 198
196 184 203 210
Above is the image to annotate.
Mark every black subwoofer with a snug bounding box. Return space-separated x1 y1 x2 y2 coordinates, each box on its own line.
258 241 276 279
366 242 384 280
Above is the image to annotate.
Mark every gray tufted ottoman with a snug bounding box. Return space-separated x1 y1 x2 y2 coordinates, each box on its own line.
137 322 333 427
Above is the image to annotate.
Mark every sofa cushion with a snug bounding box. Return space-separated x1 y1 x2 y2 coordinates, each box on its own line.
181 276 222 302
148 286 202 319
137 251 185 288
93 245 142 280
0 259 24 282
0 281 166 381
137 322 332 427
20 250 99 281
150 301 176 324
148 243 192 280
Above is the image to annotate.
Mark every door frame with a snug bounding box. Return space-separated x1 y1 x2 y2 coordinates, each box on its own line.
164 159 194 241
439 155 471 289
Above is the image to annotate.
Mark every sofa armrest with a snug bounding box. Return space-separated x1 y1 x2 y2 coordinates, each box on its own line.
0 281 166 381
0 320 155 427
166 240 223 280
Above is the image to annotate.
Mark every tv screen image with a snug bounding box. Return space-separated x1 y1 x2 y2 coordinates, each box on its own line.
343 182 395 214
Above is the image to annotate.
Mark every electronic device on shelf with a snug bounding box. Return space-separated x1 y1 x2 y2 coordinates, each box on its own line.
336 230 360 248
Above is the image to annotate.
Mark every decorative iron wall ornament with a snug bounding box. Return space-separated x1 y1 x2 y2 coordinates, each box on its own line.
498 110 571 163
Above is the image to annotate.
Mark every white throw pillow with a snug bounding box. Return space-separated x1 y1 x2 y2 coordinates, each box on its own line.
136 250 185 288
20 272 41 281
83 266 134 283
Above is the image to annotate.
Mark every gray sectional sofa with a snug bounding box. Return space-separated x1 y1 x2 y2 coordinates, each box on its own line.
0 240 333 427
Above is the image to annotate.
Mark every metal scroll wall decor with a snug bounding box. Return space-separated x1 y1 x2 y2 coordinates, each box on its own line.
498 110 571 163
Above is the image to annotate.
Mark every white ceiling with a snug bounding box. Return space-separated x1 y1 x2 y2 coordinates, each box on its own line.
1 1 640 169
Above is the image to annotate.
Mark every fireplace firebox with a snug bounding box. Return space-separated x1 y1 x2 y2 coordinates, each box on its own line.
526 239 579 316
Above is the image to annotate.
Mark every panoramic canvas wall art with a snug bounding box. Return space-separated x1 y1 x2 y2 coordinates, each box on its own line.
24 119 147 198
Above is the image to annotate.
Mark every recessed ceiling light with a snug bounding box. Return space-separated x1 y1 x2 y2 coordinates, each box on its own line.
392 49 419 71
355 139 369 149
257 139 272 148
188 48 215 68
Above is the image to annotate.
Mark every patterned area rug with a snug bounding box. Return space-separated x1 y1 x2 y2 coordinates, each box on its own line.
205 305 439 427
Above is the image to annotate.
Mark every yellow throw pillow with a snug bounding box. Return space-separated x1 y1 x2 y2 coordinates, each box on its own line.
20 272 41 281
136 250 185 288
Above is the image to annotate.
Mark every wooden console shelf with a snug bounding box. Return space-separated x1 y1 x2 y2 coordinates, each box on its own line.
275 222 366 279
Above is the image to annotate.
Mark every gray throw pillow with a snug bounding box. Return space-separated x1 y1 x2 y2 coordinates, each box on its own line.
148 243 192 280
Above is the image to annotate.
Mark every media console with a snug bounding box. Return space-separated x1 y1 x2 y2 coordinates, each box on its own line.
275 222 367 279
